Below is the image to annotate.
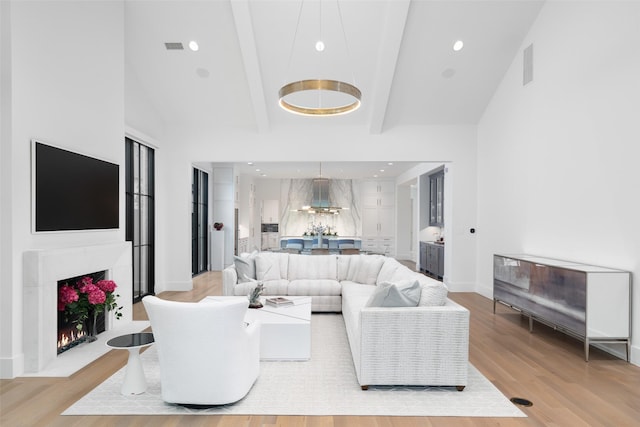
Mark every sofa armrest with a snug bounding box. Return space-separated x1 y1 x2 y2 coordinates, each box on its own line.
222 265 238 296
358 299 469 387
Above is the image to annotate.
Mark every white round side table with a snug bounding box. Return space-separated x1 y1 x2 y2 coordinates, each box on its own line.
106 332 154 395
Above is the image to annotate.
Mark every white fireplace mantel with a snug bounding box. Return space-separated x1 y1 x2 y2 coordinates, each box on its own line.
23 242 134 374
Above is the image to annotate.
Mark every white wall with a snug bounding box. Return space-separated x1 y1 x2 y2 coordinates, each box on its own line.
477 1 640 365
1 1 125 378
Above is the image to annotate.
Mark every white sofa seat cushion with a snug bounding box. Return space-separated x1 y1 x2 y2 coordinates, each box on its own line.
233 279 289 296
288 254 337 280
288 279 341 296
340 282 375 374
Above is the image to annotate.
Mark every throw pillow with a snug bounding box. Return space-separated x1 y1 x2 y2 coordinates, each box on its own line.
347 255 385 285
418 283 448 306
255 253 282 281
234 254 256 283
365 279 422 307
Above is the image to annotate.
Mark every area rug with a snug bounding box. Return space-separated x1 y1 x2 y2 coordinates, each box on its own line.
63 314 525 417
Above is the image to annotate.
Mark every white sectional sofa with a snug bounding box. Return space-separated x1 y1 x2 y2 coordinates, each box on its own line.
223 252 469 390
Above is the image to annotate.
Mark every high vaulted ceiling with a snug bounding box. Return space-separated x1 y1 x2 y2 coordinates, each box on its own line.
125 0 544 136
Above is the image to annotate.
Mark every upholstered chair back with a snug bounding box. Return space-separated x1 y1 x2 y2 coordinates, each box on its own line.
142 296 260 405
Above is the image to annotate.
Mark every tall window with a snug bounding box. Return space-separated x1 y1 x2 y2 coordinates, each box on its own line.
192 168 209 276
125 137 155 302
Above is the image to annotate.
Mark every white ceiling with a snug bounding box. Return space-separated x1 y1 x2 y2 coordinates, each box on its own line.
125 0 544 177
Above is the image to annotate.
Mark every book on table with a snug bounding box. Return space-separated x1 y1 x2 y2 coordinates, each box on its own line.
265 297 294 307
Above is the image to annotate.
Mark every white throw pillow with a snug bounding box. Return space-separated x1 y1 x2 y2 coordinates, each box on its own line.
376 258 402 284
233 250 258 283
365 279 422 307
418 283 448 306
347 255 385 285
255 253 282 281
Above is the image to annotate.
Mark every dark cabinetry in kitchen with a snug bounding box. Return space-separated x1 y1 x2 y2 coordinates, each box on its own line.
420 241 444 280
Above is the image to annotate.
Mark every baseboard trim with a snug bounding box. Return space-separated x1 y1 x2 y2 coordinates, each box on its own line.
157 280 193 293
0 353 24 379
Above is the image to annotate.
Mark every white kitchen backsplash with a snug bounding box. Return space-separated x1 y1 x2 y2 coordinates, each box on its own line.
280 179 361 236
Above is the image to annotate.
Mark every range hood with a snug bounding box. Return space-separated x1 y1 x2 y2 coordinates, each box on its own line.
299 178 346 214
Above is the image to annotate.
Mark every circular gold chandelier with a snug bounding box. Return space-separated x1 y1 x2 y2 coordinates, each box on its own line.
279 79 361 116
279 0 361 117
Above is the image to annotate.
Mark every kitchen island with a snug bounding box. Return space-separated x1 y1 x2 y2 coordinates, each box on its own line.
279 236 362 253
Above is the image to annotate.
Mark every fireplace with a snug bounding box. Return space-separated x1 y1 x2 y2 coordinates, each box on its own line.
57 271 108 354
23 242 133 374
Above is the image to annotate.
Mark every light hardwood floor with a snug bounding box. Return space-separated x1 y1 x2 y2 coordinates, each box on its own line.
2 271 639 426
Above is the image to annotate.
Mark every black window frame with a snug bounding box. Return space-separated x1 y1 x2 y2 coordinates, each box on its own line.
192 168 209 276
125 137 155 302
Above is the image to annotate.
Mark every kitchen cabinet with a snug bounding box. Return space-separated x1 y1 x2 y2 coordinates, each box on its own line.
261 199 279 223
422 242 444 279
429 170 444 227
261 232 280 251
419 242 428 272
493 254 631 362
361 180 395 255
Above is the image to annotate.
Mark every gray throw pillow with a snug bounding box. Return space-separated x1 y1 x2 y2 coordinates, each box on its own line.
234 255 256 283
365 279 422 307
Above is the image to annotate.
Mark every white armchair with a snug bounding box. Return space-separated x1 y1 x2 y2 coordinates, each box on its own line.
142 296 260 405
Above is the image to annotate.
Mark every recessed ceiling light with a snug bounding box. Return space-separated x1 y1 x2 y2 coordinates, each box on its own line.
247 162 254 165
453 40 464 52
315 40 325 52
379 169 385 173
387 162 394 166
373 174 378 178
255 169 261 172
188 40 199 51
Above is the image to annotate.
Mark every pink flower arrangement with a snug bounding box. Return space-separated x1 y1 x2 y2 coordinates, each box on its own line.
58 276 123 332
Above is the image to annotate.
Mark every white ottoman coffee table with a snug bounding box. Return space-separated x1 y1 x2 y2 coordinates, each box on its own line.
203 296 311 361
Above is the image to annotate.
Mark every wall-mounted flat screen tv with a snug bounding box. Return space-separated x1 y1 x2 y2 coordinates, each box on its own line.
32 140 119 232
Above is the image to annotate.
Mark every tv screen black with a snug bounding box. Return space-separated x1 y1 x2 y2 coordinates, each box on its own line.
33 141 119 232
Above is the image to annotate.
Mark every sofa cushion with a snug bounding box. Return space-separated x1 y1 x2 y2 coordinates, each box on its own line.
337 255 352 281
233 279 289 296
255 252 289 281
418 282 448 306
376 257 402 285
288 254 337 280
234 253 257 283
288 279 341 296
346 255 385 285
387 265 420 283
365 279 422 307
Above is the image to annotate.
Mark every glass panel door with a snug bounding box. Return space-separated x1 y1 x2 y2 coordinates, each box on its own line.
192 168 209 276
125 137 155 302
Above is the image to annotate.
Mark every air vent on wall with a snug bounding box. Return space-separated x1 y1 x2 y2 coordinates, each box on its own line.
523 43 533 85
164 42 184 50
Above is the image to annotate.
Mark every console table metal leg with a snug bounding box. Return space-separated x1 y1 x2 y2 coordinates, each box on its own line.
529 315 533 333
584 338 590 362
626 340 630 362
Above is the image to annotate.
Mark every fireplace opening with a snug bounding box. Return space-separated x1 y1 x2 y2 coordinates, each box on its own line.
57 271 107 354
